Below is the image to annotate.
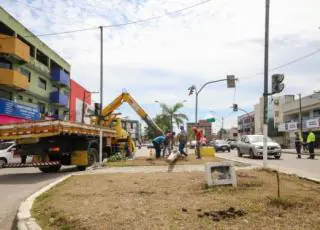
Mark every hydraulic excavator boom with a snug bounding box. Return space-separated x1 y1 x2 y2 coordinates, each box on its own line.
102 92 164 135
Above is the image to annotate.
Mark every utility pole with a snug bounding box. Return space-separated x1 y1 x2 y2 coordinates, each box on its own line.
263 0 270 168
299 94 303 136
99 26 104 164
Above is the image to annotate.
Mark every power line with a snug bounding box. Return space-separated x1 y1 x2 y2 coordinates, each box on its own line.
242 47 320 80
0 0 213 40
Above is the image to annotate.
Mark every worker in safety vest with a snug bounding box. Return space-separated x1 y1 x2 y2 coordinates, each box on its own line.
307 129 316 159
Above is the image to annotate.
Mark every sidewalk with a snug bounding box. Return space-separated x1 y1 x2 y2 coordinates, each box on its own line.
216 152 320 183
282 149 320 156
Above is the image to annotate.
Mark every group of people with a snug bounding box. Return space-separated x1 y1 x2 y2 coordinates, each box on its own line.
294 129 316 159
152 126 205 159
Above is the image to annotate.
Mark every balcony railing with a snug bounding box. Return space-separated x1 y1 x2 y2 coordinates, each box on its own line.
0 34 30 63
50 91 68 107
0 68 29 90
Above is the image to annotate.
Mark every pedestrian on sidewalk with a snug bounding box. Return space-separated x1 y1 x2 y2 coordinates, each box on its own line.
192 127 203 159
295 132 302 159
307 129 316 159
177 126 188 157
152 135 167 159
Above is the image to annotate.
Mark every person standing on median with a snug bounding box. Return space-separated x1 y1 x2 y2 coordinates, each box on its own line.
307 129 316 159
192 127 203 159
177 126 188 157
295 132 302 159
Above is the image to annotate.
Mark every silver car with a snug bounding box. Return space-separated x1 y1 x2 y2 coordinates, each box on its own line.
237 135 281 159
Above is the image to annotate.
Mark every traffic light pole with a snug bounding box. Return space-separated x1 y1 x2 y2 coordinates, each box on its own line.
194 78 230 124
263 0 270 168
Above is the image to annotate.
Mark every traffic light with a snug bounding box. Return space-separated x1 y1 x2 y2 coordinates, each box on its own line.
188 85 196 96
272 74 285 94
233 103 238 112
94 103 101 116
227 75 236 88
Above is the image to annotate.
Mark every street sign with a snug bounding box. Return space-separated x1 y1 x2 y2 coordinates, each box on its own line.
206 117 216 123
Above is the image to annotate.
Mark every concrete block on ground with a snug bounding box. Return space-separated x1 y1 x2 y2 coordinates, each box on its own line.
205 162 237 187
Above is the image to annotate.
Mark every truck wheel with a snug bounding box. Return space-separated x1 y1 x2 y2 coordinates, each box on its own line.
39 165 61 173
87 148 98 166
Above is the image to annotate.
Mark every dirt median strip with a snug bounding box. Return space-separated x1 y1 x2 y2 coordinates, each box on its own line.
32 170 320 230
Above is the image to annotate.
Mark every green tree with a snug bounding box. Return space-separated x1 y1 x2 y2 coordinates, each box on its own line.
159 102 188 131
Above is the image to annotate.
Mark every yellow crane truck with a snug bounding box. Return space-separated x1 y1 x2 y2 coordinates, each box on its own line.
92 92 164 154
0 121 115 172
0 92 161 173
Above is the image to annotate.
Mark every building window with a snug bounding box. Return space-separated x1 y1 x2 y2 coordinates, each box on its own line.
18 95 23 101
275 111 279 117
0 58 12 69
20 67 31 82
28 98 33 103
38 78 47 90
38 103 46 114
314 109 320 117
0 89 12 100
36 50 48 66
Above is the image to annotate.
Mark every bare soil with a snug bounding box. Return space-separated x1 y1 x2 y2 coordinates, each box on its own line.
32 170 320 230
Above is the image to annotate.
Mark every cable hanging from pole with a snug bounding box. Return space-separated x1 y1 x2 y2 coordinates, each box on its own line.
0 0 213 40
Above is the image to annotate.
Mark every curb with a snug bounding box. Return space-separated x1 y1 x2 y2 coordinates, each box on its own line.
217 155 320 183
282 151 320 156
17 175 72 230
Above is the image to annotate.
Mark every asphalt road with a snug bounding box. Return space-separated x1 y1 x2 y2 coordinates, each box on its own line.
0 167 77 230
216 149 320 181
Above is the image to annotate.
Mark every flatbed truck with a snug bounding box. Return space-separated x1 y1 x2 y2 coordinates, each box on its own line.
0 120 115 172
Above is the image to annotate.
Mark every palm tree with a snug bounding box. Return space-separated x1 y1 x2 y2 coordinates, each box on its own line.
159 102 188 131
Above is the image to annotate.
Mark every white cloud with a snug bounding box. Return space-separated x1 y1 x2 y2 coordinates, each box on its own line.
2 0 320 129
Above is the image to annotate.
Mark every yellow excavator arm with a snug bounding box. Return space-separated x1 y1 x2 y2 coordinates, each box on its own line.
102 92 164 135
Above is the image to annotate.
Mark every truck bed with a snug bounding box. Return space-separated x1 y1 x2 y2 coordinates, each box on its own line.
0 120 115 140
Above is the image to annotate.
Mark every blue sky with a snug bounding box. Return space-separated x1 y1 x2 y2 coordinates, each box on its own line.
2 0 320 131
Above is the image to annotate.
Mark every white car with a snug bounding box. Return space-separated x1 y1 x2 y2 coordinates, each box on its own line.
0 142 33 167
237 135 281 159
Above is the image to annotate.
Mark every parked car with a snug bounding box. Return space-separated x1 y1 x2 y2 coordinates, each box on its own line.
237 135 281 159
0 141 33 167
212 140 231 152
227 139 238 149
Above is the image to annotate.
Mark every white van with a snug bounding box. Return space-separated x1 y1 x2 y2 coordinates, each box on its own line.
0 142 33 167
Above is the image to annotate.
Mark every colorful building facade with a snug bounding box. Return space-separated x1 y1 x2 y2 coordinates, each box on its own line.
0 7 70 124
69 79 92 124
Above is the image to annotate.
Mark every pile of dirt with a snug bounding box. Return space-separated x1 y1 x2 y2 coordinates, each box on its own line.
195 207 247 222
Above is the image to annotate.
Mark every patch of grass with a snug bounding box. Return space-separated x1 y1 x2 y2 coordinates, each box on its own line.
32 170 320 230
268 197 302 210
